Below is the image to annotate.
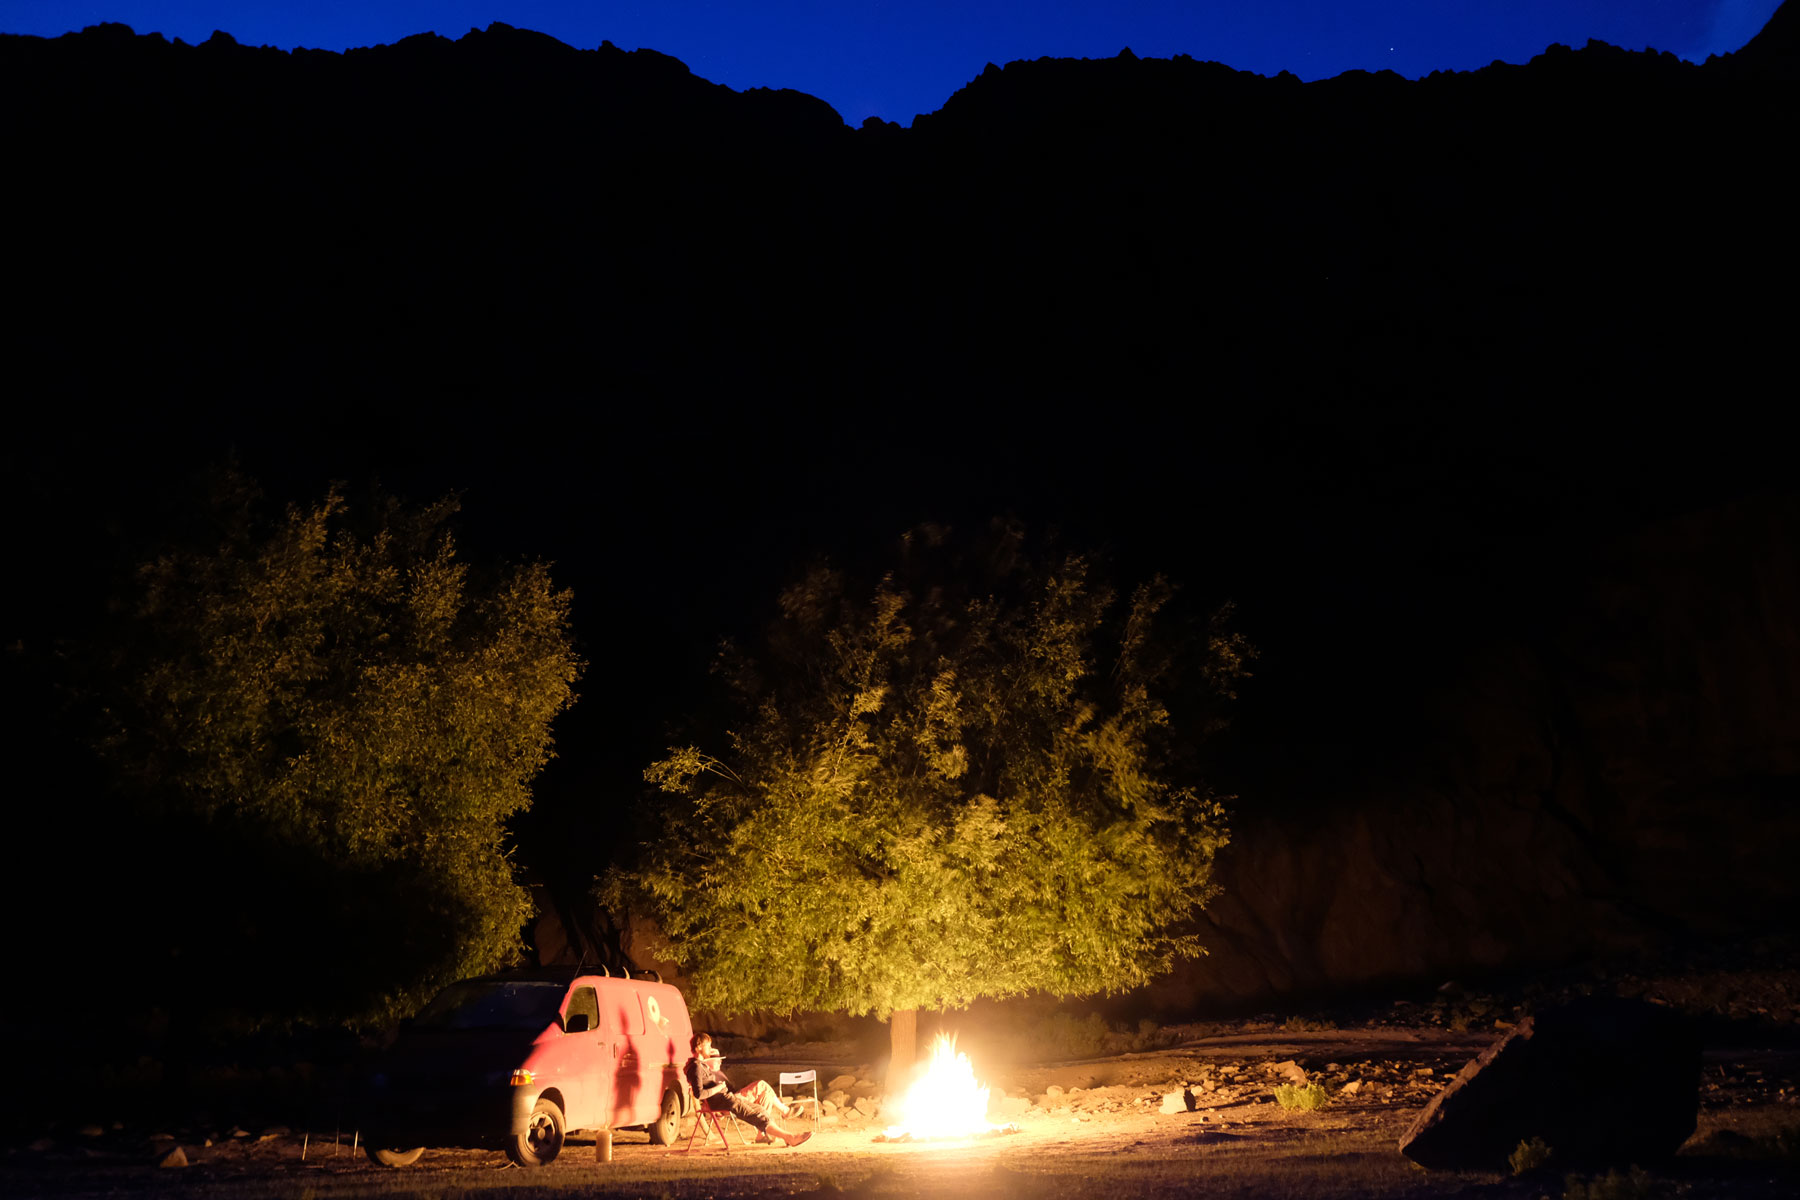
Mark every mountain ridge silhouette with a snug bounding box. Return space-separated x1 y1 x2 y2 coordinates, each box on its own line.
1 5 1793 419
5 6 1793 131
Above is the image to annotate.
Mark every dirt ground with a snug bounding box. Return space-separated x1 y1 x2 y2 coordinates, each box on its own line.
5 1026 1796 1199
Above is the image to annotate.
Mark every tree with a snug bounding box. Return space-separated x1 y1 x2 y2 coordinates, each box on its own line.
603 522 1249 1078
97 475 582 1027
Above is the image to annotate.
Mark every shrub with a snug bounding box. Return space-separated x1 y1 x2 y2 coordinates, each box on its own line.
1509 1137 1553 1174
1123 1017 1178 1052
1563 1167 1655 1200
1038 1012 1111 1060
1273 1083 1330 1110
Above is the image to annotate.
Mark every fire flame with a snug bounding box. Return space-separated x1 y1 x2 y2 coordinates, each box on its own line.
883 1034 998 1140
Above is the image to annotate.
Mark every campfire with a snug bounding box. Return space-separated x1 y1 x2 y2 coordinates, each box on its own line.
878 1034 1018 1142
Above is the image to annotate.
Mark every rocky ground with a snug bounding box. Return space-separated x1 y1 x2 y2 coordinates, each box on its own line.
4 1017 1795 1199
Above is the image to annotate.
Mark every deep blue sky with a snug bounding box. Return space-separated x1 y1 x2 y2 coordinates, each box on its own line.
1 1 1784 124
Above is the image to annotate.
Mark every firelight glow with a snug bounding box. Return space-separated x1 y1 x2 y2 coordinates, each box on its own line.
883 1034 996 1140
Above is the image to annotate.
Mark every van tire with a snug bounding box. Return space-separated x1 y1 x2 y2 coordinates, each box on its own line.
507 1097 565 1167
647 1088 681 1145
365 1144 425 1167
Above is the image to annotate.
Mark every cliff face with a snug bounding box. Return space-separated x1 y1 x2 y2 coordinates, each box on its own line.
5 13 1796 1013
1161 496 1800 1009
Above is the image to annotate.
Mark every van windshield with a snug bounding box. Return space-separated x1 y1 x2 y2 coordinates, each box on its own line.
413 981 567 1032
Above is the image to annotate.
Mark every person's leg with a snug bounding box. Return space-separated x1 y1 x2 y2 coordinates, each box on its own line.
723 1093 809 1147
738 1079 790 1115
723 1093 772 1132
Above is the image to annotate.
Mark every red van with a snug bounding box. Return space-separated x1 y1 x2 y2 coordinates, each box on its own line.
361 968 697 1166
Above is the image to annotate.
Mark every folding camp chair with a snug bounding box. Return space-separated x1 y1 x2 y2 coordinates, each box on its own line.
778 1070 820 1129
670 1080 756 1156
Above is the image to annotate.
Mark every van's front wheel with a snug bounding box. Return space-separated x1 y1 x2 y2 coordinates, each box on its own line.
647 1088 681 1145
507 1097 565 1167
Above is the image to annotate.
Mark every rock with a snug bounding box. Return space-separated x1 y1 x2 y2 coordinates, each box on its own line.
825 1090 849 1107
827 1074 856 1092
157 1146 188 1168
821 1100 838 1115
1340 1080 1364 1096
261 1125 290 1137
852 1096 877 1117
77 1125 104 1138
1273 1060 1307 1084
1044 1085 1064 1098
1158 1091 1189 1115
993 1095 1032 1119
1399 998 1700 1171
27 1138 52 1152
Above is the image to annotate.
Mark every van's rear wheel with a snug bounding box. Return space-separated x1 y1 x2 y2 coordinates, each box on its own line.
647 1087 681 1145
365 1144 425 1167
507 1097 565 1167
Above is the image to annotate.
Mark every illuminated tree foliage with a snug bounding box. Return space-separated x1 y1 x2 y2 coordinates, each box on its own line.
100 477 581 1026
605 523 1249 1053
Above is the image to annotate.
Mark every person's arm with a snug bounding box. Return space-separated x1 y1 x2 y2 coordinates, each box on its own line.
688 1056 729 1100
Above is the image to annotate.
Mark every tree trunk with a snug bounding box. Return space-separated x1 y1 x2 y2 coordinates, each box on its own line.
887 1008 918 1091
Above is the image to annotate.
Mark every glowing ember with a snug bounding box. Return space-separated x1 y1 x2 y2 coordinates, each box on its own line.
882 1034 1002 1140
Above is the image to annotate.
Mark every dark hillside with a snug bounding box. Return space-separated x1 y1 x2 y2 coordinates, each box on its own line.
2 9 1796 1019
2 15 1791 416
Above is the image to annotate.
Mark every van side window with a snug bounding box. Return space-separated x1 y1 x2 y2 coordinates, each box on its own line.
564 986 600 1033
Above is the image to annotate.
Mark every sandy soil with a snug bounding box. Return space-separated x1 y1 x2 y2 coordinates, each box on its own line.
5 1027 1795 1199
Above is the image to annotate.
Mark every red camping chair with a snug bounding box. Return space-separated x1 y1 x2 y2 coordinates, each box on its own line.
670 1079 755 1155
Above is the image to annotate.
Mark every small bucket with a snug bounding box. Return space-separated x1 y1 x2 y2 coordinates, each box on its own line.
596 1129 614 1163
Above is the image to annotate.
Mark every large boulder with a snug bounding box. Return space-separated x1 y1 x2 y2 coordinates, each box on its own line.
1399 997 1700 1170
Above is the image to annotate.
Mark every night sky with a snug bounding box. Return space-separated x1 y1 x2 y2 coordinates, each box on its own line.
3 1 1784 124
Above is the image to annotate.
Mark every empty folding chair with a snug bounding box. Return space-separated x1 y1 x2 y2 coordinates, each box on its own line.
778 1069 820 1129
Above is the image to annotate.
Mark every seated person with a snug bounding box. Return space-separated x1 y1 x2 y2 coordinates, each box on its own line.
686 1032 812 1147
